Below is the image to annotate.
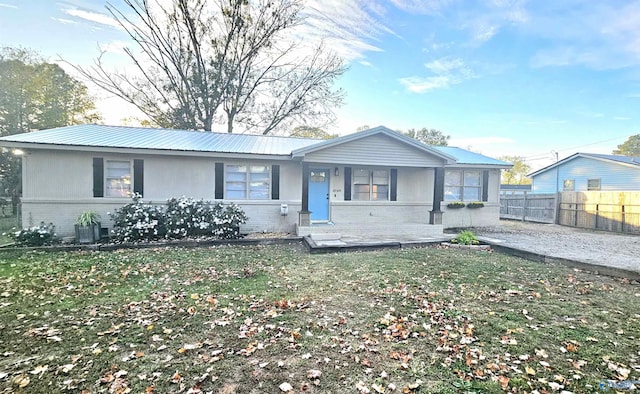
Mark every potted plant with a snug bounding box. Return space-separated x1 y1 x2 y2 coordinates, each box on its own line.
466 201 485 209
446 201 466 209
75 211 101 244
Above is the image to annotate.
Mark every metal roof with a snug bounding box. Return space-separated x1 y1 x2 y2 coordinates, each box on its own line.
431 146 512 167
0 124 511 166
528 152 640 177
0 124 318 155
581 153 640 166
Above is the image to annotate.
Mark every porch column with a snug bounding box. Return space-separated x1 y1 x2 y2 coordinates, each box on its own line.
299 162 311 226
429 167 444 224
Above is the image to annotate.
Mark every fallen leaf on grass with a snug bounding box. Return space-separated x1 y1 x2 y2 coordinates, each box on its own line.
30 365 48 375
525 366 536 375
307 369 321 379
356 381 370 393
13 374 29 388
279 382 293 392
497 375 510 389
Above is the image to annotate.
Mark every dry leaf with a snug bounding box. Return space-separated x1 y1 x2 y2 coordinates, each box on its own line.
307 369 321 379
525 366 536 375
30 365 48 375
13 375 29 388
497 375 510 389
279 382 293 392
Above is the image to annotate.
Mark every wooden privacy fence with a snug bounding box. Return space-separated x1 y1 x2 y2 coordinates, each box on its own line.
500 191 640 234
558 191 640 234
500 193 556 223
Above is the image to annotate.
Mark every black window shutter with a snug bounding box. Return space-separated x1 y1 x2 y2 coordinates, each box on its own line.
344 167 352 201
93 158 104 197
271 165 280 200
133 159 144 196
390 168 398 201
482 170 489 201
215 162 224 199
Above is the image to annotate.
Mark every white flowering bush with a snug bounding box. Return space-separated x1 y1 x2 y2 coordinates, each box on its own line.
109 194 166 243
7 222 57 246
110 195 248 242
165 196 217 238
211 202 248 239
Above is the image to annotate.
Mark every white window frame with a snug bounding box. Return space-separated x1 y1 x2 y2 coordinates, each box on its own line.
105 159 132 197
225 164 270 200
352 168 389 201
444 169 482 201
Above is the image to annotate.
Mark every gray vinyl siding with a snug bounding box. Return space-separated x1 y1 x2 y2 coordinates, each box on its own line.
532 157 640 192
303 134 445 167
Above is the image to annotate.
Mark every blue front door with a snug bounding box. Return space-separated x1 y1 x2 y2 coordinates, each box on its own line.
308 168 330 221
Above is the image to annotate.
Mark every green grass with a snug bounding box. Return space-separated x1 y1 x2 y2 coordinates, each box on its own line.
0 244 638 393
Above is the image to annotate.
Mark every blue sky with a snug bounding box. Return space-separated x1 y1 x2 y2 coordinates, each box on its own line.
1 0 639 170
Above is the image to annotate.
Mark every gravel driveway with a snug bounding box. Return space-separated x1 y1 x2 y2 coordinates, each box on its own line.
472 220 640 275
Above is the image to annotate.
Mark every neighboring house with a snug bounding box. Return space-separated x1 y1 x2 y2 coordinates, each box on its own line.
0 125 511 237
529 153 640 193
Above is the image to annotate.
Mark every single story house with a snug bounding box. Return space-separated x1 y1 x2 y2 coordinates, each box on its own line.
529 152 640 193
0 125 511 238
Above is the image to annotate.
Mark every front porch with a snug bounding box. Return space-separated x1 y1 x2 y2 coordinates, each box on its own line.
296 221 447 243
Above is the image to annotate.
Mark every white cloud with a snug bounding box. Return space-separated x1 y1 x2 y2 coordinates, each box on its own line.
299 0 395 61
389 0 452 15
614 116 631 120
400 57 475 93
63 8 121 29
51 17 78 25
399 75 452 93
425 57 465 74
0 3 17 9
527 1 640 69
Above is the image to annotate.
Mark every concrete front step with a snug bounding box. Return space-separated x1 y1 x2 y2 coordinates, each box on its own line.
296 223 444 238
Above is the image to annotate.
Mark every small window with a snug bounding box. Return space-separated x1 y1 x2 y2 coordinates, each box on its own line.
225 165 270 200
587 178 601 191
563 179 575 191
352 168 389 201
310 171 326 183
105 160 132 197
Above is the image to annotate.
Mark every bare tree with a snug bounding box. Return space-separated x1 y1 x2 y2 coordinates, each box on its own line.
73 0 345 133
404 128 449 146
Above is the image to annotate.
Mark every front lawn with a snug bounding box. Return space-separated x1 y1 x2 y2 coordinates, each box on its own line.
0 245 638 393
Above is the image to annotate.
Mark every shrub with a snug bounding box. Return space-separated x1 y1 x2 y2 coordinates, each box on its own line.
451 230 479 245
212 203 248 239
447 201 465 209
110 195 248 243
466 201 485 209
109 194 166 243
165 196 217 238
7 222 57 246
